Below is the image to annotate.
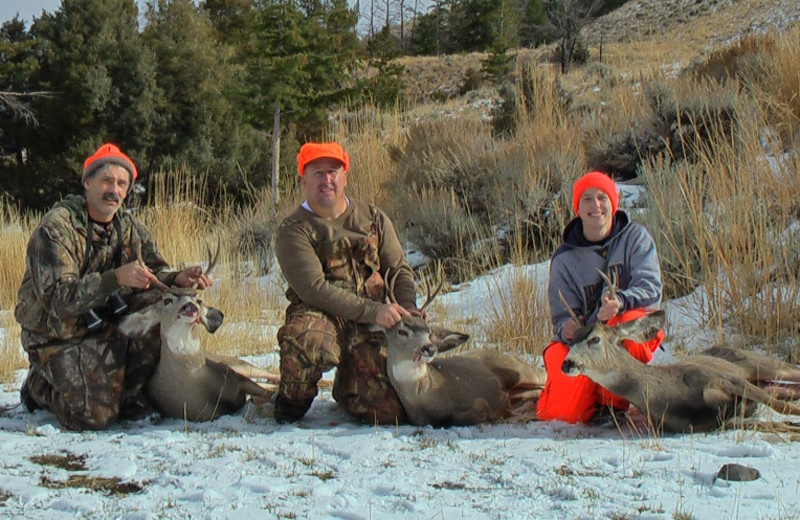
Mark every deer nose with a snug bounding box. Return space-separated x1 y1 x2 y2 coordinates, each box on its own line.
203 308 224 333
561 359 578 375
421 344 437 358
180 302 198 316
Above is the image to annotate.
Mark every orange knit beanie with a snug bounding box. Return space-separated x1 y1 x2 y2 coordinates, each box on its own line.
82 143 138 184
572 171 619 215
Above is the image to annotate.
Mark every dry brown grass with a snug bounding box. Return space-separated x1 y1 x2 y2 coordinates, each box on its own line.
480 267 551 358
0 203 36 310
0 312 25 382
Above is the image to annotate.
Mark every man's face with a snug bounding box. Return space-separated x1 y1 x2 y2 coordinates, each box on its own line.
83 165 130 223
301 157 348 212
577 187 613 240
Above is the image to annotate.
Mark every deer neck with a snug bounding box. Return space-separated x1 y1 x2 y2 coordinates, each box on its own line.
583 347 651 399
159 321 205 367
387 357 435 394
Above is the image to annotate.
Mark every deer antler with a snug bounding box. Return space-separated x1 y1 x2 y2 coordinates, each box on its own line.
134 239 170 291
386 269 401 305
419 272 444 314
201 236 221 279
385 268 442 313
557 289 582 325
595 267 618 301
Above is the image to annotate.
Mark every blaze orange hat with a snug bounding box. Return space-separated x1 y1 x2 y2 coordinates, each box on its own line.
297 142 350 176
572 171 619 215
82 143 138 184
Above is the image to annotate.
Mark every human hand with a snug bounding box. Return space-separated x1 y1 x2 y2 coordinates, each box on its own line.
597 291 622 322
376 303 411 328
562 315 584 341
175 265 213 289
408 307 430 322
115 261 160 290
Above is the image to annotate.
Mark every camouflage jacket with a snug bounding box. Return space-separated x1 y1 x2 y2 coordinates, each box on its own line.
275 198 416 324
15 194 178 348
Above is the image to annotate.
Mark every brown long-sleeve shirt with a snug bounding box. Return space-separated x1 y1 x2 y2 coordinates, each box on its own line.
275 198 416 323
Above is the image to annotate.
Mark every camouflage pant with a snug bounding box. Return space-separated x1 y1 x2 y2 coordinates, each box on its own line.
277 303 407 425
22 330 160 431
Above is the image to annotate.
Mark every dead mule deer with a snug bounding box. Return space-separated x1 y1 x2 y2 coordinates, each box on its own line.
561 310 800 432
702 346 800 400
120 242 279 421
378 274 545 427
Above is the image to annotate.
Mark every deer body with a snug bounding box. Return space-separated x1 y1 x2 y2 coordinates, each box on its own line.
383 315 544 427
120 288 277 422
563 311 800 432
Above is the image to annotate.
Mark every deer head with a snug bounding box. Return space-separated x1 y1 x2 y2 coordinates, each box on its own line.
119 240 222 339
378 270 469 366
561 310 666 379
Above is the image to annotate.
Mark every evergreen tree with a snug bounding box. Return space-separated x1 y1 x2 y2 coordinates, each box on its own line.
245 0 362 143
18 0 158 208
142 0 266 196
452 0 500 52
203 0 257 40
517 0 550 47
0 17 40 183
365 26 405 107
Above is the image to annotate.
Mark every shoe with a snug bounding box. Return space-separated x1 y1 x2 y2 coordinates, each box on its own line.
20 380 41 412
274 396 313 424
119 398 159 422
590 406 627 428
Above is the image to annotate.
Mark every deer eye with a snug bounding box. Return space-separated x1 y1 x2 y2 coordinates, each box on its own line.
163 297 173 305
588 337 601 346
397 329 409 338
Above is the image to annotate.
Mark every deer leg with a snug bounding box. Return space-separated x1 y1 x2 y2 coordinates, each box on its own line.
206 353 280 383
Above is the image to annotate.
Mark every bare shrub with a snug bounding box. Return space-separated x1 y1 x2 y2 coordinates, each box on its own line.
586 81 742 180
690 34 774 85
402 188 491 282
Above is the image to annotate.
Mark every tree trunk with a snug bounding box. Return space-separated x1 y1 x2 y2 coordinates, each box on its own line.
271 102 281 213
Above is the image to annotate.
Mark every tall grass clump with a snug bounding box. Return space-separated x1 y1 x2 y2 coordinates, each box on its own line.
480 265 551 358
0 202 36 310
327 103 406 210
0 313 25 382
0 200 31 381
641 86 800 348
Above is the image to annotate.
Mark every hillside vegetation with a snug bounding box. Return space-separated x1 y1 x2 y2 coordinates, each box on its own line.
2 0 800 381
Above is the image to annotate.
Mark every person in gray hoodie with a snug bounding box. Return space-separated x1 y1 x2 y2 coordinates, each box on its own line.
536 171 664 424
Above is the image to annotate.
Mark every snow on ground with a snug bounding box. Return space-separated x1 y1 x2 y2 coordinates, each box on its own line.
2 263 800 519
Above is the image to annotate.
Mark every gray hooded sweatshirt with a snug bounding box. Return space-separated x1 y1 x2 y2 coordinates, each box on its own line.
548 210 662 344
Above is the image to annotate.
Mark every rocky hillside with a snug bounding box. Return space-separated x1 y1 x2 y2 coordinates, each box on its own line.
399 0 800 104
586 0 800 46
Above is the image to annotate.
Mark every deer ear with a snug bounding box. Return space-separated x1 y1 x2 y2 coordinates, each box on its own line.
429 326 469 353
613 310 666 343
118 305 161 338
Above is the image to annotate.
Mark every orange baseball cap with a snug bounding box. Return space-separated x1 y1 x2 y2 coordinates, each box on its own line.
82 143 138 184
297 142 350 176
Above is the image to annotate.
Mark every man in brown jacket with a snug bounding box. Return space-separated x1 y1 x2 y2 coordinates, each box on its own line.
274 142 419 424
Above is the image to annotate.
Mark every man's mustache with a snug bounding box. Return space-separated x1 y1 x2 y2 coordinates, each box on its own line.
102 193 121 203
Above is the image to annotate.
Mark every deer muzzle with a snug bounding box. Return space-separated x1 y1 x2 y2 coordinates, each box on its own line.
413 343 437 364
203 308 224 333
561 358 581 376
